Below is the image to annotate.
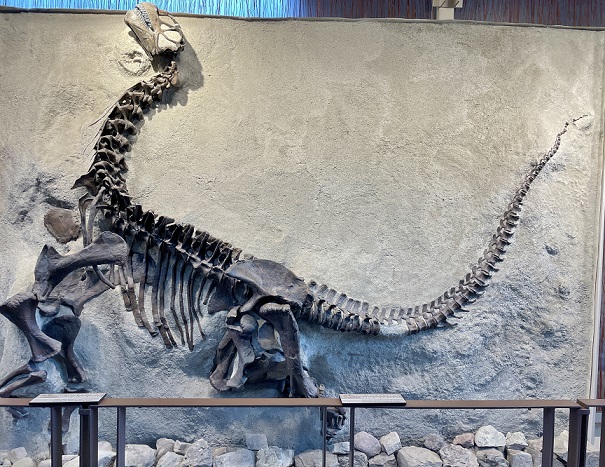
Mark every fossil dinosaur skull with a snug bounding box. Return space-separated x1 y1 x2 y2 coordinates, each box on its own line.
124 2 185 58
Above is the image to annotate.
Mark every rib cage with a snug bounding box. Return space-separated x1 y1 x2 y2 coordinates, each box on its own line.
74 62 569 346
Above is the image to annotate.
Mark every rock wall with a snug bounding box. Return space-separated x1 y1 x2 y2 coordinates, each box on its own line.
0 10 604 453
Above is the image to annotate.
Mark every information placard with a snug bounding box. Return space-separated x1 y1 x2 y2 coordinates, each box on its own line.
339 393 406 405
30 392 106 406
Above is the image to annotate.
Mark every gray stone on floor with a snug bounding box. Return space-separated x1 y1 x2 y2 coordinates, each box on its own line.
330 442 350 455
125 444 156 467
157 438 177 460
439 444 479 467
338 451 368 467
370 452 397 467
175 441 193 455
476 448 508 467
6 448 27 463
397 446 443 467
247 434 269 451
99 441 114 452
354 432 381 458
507 450 533 467
380 432 402 455
214 448 255 467
11 458 35 467
182 439 212 467
294 450 338 467
506 433 528 451
553 431 568 461
424 434 446 452
475 426 506 449
98 450 116 467
256 446 295 467
157 451 184 467
453 433 475 449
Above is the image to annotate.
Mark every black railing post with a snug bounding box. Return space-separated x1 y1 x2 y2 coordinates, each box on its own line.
348 407 355 467
79 406 91 467
578 408 589 467
116 406 126 467
568 408 582 467
50 406 63 467
321 407 327 467
542 407 555 467
90 406 99 467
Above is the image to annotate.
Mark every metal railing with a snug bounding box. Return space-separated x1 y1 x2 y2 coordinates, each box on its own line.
0 397 598 467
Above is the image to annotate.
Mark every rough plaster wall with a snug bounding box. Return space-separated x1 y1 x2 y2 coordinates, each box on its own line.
0 12 604 453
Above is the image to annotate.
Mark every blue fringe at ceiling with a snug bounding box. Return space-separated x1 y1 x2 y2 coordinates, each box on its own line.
0 0 603 27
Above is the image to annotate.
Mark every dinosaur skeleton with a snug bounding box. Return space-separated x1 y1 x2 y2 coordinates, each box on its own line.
0 3 574 433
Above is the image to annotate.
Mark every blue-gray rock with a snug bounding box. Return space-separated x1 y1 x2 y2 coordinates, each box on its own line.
506 433 528 451
182 439 212 467
175 441 193 455
370 452 397 467
475 427 506 449
6 448 27 463
439 444 478 467
98 450 117 467
256 446 295 467
424 434 447 452
397 446 443 467
330 442 350 455
125 444 156 467
338 451 368 467
294 450 338 467
507 450 532 467
158 451 184 467
380 432 401 455
354 432 381 458
214 448 255 467
157 438 177 460
476 448 508 467
11 458 35 467
247 433 269 451
453 434 475 449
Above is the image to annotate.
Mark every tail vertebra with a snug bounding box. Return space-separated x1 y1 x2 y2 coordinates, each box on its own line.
301 122 570 336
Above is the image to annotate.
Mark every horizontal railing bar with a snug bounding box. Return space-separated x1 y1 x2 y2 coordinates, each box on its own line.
0 397 583 409
98 397 343 407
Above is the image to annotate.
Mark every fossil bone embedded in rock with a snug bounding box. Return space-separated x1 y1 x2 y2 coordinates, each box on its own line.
124 2 185 58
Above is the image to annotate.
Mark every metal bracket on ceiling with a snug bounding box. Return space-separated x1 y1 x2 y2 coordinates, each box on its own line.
432 0 463 20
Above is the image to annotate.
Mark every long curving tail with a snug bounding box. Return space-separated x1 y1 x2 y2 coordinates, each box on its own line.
296 121 572 336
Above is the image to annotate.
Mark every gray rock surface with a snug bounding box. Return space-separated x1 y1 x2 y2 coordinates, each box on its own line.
507 451 533 467
125 444 156 467
294 450 338 467
425 435 447 452
158 452 185 467
98 450 116 467
214 448 255 467
370 453 397 467
175 441 193 455
476 448 508 467
397 446 443 467
553 431 568 461
6 448 26 463
256 446 295 467
11 458 35 467
453 434 474 449
506 433 528 451
338 451 368 467
157 438 177 460
247 434 269 451
380 432 402 455
330 442 350 455
475 427 506 449
99 441 113 452
182 439 212 467
354 432 382 458
439 444 479 467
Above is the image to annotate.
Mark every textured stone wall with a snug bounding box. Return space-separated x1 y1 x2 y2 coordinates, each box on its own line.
0 11 603 453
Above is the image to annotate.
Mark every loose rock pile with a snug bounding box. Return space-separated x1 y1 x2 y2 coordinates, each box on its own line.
0 426 599 467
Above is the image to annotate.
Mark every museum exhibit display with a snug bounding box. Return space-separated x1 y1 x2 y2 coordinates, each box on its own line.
0 1 604 463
